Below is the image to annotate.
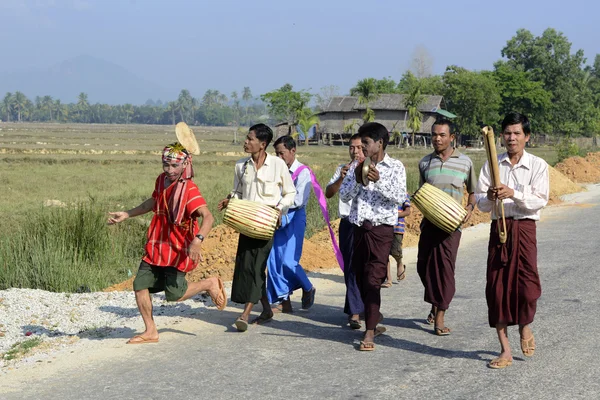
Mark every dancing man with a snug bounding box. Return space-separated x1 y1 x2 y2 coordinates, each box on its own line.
108 142 226 344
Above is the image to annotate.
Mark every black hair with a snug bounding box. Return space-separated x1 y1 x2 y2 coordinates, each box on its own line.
501 112 531 135
358 122 389 150
432 117 455 135
273 135 296 150
349 133 361 142
249 123 274 146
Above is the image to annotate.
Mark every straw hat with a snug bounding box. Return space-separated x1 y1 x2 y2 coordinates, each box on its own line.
175 122 200 155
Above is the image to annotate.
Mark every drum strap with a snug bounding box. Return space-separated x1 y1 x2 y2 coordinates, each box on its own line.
291 165 345 271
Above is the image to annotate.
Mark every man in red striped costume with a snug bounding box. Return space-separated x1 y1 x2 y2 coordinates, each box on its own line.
108 143 227 344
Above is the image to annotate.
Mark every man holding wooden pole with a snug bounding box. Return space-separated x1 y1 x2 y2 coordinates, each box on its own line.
476 112 549 369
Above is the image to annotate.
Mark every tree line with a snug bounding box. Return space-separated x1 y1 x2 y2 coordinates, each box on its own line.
0 87 266 127
347 28 600 137
2 28 599 137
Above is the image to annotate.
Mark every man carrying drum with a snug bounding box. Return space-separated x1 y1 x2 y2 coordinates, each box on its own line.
266 135 316 313
340 122 407 351
108 142 227 344
218 124 296 332
326 133 365 329
416 117 477 336
476 112 549 369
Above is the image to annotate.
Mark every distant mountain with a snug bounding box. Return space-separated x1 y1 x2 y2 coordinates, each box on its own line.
0 55 173 105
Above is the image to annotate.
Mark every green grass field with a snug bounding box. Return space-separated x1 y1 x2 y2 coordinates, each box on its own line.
0 122 559 292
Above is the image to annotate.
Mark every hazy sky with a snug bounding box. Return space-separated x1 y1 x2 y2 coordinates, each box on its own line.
1 0 598 99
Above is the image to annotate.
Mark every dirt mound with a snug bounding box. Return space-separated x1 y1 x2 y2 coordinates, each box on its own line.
105 223 340 292
555 154 600 183
548 165 583 204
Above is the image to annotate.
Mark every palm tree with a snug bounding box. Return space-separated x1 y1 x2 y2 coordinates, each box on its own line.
166 102 177 125
350 78 379 123
77 92 89 122
177 89 193 123
242 86 252 122
231 91 241 143
54 99 68 122
296 107 320 146
42 95 53 121
404 85 425 147
13 92 28 122
1 92 13 122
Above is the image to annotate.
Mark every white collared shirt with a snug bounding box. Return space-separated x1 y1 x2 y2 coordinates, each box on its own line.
476 150 549 220
231 153 296 213
339 153 407 226
289 159 311 209
327 163 352 218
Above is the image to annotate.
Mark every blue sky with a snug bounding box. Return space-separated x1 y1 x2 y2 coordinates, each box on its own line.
1 0 598 100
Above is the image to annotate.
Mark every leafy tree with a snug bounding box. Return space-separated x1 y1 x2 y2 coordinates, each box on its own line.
260 83 311 125
442 66 501 136
397 71 443 95
501 28 592 134
493 62 552 132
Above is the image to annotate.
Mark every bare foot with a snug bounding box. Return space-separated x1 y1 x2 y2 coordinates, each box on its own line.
363 329 375 343
207 277 227 310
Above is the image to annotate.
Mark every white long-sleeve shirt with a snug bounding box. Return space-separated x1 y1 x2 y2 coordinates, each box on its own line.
230 153 296 213
327 163 352 218
289 159 311 209
475 150 549 220
339 154 407 227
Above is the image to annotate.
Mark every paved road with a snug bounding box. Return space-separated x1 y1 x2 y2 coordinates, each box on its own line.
2 186 600 399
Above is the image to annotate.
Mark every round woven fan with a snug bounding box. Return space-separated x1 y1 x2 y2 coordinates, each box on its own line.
175 122 200 155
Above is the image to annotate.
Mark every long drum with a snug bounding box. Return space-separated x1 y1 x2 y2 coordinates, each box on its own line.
223 198 279 240
411 183 467 234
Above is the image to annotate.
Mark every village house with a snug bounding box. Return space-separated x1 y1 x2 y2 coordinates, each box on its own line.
317 94 455 145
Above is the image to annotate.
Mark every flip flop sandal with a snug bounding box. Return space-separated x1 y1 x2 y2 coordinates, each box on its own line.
434 326 451 336
251 314 273 325
126 335 159 344
426 312 435 325
348 319 362 330
374 326 386 337
234 317 249 332
381 281 392 288
359 341 375 351
521 335 536 357
488 358 513 369
301 287 316 310
397 267 406 281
